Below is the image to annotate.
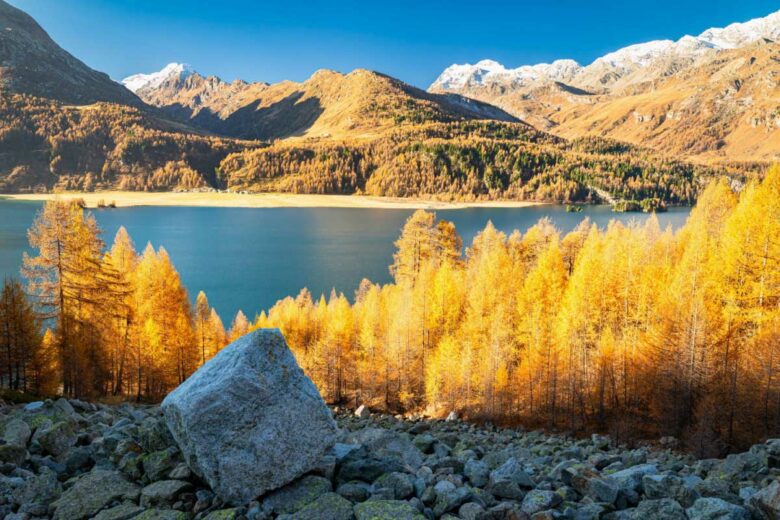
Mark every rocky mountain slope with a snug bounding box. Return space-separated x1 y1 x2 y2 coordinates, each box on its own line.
124 64 518 141
0 0 759 201
553 42 780 162
5 397 780 519
430 10 780 162
0 0 140 106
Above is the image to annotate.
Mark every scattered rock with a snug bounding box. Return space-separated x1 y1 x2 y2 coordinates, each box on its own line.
522 489 562 515
13 467 61 505
92 503 145 520
355 404 370 418
38 421 77 458
354 499 426 519
749 479 780 519
3 418 31 447
262 475 332 514
7 377 780 520
139 479 192 507
162 329 338 505
277 492 353 520
52 470 140 520
687 497 751 519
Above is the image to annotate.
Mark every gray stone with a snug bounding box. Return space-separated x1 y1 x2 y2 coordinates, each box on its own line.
13 467 61 505
464 458 489 488
606 463 658 492
139 480 192 507
355 405 370 418
695 477 738 501
433 486 471 517
142 448 178 481
643 473 699 507
337 455 405 483
633 498 687 519
522 489 562 515
333 442 361 462
375 472 415 499
568 467 618 504
344 428 423 469
490 457 535 488
168 462 192 480
54 398 76 416
0 444 27 465
277 492 353 520
162 329 337 506
204 510 239 520
262 475 332 514
3 419 31 447
64 445 94 474
53 470 140 520
133 511 187 520
138 417 174 453
687 497 750 520
458 502 485 520
38 421 77 458
92 503 145 520
336 481 370 502
354 499 426 520
750 480 780 520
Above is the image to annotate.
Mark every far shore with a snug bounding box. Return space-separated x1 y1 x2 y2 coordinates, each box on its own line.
0 191 548 210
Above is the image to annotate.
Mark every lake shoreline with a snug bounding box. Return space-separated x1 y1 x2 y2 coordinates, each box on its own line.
0 191 548 210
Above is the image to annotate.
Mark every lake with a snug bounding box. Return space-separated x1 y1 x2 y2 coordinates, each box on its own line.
0 201 690 322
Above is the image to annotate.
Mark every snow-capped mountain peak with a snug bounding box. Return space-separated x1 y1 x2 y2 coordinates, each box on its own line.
432 58 583 90
592 40 675 70
430 8 780 92
697 9 780 49
122 63 194 93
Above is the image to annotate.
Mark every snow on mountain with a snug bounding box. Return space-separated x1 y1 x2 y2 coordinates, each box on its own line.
431 9 780 91
698 10 780 48
591 40 675 71
122 63 194 93
432 58 582 90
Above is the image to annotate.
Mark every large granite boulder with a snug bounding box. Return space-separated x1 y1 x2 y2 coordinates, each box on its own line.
161 329 338 505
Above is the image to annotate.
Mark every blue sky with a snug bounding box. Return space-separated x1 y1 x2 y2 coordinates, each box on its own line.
9 0 779 87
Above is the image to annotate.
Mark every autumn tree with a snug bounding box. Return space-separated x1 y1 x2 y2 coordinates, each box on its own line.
22 200 107 397
0 278 42 392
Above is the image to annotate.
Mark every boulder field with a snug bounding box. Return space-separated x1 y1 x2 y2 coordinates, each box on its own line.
2 329 780 519
2 399 780 519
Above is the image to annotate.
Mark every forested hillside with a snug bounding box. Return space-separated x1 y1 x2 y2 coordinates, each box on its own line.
0 95 253 193
220 122 734 204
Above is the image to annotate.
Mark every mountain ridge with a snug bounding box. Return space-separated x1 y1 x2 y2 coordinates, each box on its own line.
428 9 780 162
122 64 520 141
0 0 141 106
430 9 780 94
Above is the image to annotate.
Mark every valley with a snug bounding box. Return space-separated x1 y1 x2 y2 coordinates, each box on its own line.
0 0 772 206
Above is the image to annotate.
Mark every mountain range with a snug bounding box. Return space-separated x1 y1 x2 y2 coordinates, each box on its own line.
121 65 516 141
429 10 780 162
0 0 770 201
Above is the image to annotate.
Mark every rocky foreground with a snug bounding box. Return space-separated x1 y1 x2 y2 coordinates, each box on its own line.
0 398 779 520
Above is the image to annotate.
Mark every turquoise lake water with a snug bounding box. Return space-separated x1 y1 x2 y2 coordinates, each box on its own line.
0 201 690 321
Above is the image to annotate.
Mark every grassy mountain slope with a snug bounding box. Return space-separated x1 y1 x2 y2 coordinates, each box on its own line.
134 67 520 141
431 42 780 163
553 43 780 163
